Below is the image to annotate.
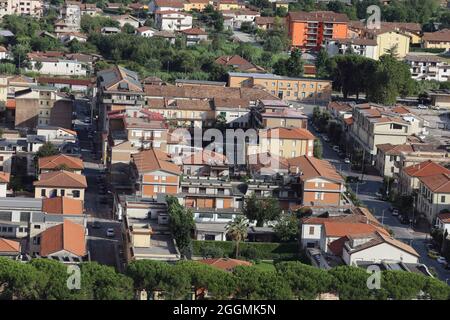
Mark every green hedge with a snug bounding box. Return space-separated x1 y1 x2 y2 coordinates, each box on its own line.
193 240 299 260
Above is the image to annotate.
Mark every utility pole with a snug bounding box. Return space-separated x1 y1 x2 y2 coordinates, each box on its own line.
381 209 385 225
361 148 366 181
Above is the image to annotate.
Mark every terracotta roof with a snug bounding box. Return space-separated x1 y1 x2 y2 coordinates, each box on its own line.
404 160 450 178
38 77 94 87
0 172 10 183
42 197 83 215
288 156 344 182
392 105 411 114
323 221 386 238
438 212 450 223
180 27 208 35
215 55 264 72
132 148 181 175
376 143 414 155
34 170 87 188
423 29 450 43
247 152 290 172
260 127 315 140
40 220 86 257
419 173 450 193
328 236 348 256
198 258 252 271
289 11 349 23
182 149 228 165
38 154 84 171
154 0 186 7
327 101 352 113
0 238 20 253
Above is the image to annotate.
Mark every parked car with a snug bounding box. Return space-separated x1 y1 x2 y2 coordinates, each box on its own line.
346 176 360 183
431 105 440 110
323 135 330 142
106 228 115 238
84 117 91 124
344 158 351 164
392 209 399 216
437 256 447 265
428 249 439 259
417 104 428 109
332 146 340 152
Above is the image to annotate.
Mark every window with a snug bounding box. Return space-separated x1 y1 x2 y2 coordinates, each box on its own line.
153 186 158 192
34 225 41 229
441 196 446 203
205 234 216 241
60 190 65 196
309 226 314 235
162 176 166 181
161 186 166 193
72 190 80 198
41 189 46 197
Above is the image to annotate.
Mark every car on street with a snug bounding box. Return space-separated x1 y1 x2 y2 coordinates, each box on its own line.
323 135 330 142
92 221 101 229
431 105 440 110
375 192 383 199
417 104 428 109
436 256 447 265
332 146 340 152
428 249 439 259
392 209 399 216
344 158 351 164
84 117 91 124
346 176 360 183
106 228 115 238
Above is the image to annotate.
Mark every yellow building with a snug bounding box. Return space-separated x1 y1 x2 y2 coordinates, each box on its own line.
228 72 332 103
184 0 211 11
422 29 450 51
214 0 245 11
366 30 410 59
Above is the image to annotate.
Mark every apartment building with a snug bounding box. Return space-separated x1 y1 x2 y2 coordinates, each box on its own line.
395 147 450 178
405 54 450 82
288 156 344 206
176 149 228 177
221 9 260 29
399 160 450 196
258 127 315 159
149 0 185 13
34 170 88 201
214 0 245 10
184 0 210 11
364 28 410 59
122 116 168 150
0 0 43 18
179 27 208 45
287 11 349 50
0 172 9 197
155 10 193 31
349 103 414 164
14 86 73 129
228 72 332 103
417 173 450 223
130 148 181 199
428 89 450 109
422 29 450 51
325 38 378 60
261 108 308 129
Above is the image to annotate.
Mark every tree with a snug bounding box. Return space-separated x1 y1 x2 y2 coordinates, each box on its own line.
126 260 171 293
379 270 427 300
166 195 195 258
273 214 298 242
242 193 281 227
313 139 323 159
276 261 335 299
273 49 304 77
122 23 135 34
315 48 330 78
225 215 249 258
34 61 43 72
329 266 379 300
36 142 60 159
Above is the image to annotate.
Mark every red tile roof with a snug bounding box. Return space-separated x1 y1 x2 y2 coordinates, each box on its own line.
288 156 344 183
42 197 83 215
0 238 20 253
34 170 87 188
438 212 450 223
38 154 84 171
40 220 86 257
419 173 450 193
260 127 315 140
403 160 450 178
0 172 10 183
132 148 181 175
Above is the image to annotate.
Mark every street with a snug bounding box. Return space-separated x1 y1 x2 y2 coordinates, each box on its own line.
299 102 450 283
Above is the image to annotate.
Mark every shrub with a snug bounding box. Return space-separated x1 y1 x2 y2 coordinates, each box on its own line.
199 243 224 258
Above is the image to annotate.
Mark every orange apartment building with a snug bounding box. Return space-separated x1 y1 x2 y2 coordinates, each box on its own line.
287 11 349 50
288 156 344 206
131 148 181 198
181 176 237 209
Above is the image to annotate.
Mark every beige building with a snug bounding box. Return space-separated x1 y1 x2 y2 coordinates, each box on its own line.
365 29 411 59
257 127 315 159
422 29 450 51
428 89 450 109
228 72 332 103
34 170 87 202
399 160 450 196
417 173 450 223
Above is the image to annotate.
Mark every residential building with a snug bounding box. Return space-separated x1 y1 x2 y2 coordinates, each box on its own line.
101 27 120 34
26 52 88 76
364 28 410 59
37 77 94 94
121 116 168 150
405 54 450 82
179 27 208 45
422 29 450 51
36 220 87 262
436 212 450 234
183 0 210 11
155 10 193 31
14 86 73 129
214 0 245 11
130 148 181 199
0 238 20 259
38 154 84 175
288 156 344 206
0 0 43 18
175 149 228 176
215 55 265 73
287 11 349 50
325 38 378 60
0 172 10 197
255 16 286 31
36 126 77 144
149 0 185 13
257 127 315 158
228 72 332 103
110 14 141 28
34 170 88 201
417 173 450 223
135 26 157 37
261 108 308 129
399 160 450 196
427 89 450 109
221 9 260 29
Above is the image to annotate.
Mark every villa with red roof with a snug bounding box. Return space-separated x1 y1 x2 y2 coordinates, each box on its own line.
0 237 21 258
399 160 450 196
417 172 450 223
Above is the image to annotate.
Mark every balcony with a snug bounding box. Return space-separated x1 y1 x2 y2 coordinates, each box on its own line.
102 98 143 105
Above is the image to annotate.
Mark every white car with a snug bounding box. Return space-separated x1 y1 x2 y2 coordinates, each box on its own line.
417 104 428 109
106 228 115 238
392 209 399 216
344 158 350 164
332 146 340 152
437 256 447 265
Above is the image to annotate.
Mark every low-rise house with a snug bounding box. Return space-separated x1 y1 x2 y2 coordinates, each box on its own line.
422 29 450 52
427 89 450 109
184 0 210 11
257 127 315 158
436 212 450 234
325 38 378 60
0 172 10 197
36 126 78 144
130 148 181 199
405 54 450 82
288 156 344 206
149 0 185 13
36 220 87 262
179 27 208 45
214 0 245 11
37 77 93 93
110 14 141 28
101 26 121 34
135 26 157 37
417 173 450 223
400 160 450 196
155 10 192 31
221 9 260 29
26 52 88 76
364 28 410 59
34 170 88 201
0 238 21 259
255 16 285 30
215 55 265 73
38 154 84 175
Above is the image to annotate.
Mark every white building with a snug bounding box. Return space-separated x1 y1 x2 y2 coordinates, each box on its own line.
221 9 260 29
155 10 192 31
325 38 378 60
135 26 157 37
149 0 185 13
110 14 141 29
436 213 450 235
0 0 43 18
27 57 87 76
405 54 450 82
36 126 78 144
